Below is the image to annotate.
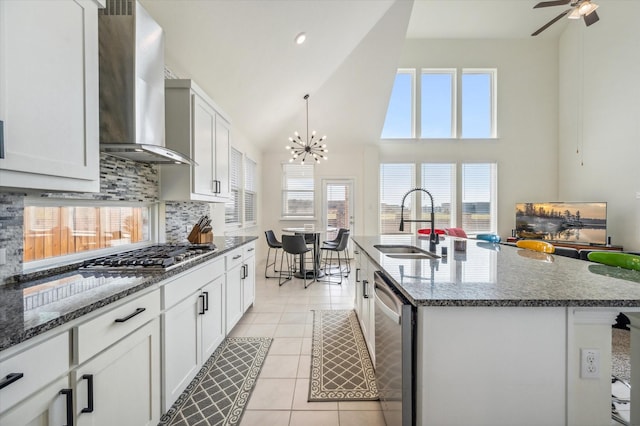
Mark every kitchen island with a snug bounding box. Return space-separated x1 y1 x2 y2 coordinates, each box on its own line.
352 235 640 426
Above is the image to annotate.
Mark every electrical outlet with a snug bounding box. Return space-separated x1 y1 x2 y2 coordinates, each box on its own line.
580 348 600 379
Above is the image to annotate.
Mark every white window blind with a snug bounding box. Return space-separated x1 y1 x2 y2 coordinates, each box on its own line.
244 156 257 224
225 147 242 224
461 163 497 234
282 163 314 218
379 163 415 234
381 69 415 139
421 163 456 230
421 69 455 138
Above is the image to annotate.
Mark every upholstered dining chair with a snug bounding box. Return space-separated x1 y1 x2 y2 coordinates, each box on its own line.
322 228 351 274
264 230 282 278
280 234 314 289
319 230 350 285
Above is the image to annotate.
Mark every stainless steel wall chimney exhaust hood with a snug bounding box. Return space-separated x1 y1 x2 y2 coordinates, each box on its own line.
98 0 194 165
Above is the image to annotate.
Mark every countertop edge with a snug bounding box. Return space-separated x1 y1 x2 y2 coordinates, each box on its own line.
0 236 258 353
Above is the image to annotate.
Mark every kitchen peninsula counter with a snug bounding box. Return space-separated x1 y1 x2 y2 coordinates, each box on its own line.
352 235 640 426
0 236 257 352
352 235 640 307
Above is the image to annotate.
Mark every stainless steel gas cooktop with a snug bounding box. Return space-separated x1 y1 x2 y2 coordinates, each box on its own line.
80 244 216 273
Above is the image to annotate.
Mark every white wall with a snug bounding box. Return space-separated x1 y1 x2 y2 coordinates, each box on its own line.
558 1 640 251
259 38 560 244
377 38 560 239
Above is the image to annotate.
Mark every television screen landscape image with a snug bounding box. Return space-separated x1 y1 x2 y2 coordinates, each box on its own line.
515 202 607 245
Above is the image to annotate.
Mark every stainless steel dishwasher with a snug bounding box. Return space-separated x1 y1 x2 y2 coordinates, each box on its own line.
374 271 415 426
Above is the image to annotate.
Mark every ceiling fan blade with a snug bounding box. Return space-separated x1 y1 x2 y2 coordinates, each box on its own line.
531 9 571 36
584 10 600 26
533 0 571 9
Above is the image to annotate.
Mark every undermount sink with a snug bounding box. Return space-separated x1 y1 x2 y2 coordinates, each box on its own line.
374 244 440 259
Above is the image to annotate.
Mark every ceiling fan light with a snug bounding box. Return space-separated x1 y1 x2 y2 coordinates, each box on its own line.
579 1 598 16
568 7 581 19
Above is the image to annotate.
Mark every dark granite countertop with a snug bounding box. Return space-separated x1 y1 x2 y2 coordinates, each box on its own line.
0 236 257 352
352 235 640 308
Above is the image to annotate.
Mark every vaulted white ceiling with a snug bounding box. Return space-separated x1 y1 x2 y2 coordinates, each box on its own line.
139 0 578 152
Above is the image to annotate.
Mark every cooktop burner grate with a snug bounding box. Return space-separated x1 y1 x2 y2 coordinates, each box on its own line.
81 244 216 272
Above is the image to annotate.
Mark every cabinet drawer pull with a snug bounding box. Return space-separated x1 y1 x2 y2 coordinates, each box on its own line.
232 254 242 260
363 280 369 299
81 374 94 413
0 372 24 390
60 388 73 426
247 247 254 252
203 291 209 312
114 307 146 323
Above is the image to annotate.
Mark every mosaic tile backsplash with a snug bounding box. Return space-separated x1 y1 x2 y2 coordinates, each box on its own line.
0 154 207 283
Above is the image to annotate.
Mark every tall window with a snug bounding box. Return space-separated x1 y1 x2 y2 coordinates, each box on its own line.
379 163 415 233
381 69 415 139
244 157 257 225
461 163 497 233
225 147 242 225
383 68 497 139
462 69 496 138
379 162 497 235
23 201 152 264
421 69 455 138
282 163 314 218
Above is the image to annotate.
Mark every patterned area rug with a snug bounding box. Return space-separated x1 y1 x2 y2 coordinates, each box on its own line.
159 337 272 426
309 310 378 401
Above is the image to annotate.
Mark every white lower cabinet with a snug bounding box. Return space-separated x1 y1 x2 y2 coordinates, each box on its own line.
226 242 256 334
0 376 71 426
162 257 226 411
242 244 256 311
74 317 161 426
226 260 244 334
353 243 375 363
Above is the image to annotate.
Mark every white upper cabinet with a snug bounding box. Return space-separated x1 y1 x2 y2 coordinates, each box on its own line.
0 0 102 193
161 79 231 202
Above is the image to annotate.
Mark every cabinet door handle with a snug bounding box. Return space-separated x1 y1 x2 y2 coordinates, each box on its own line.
355 268 361 283
241 264 248 279
81 374 94 413
213 179 220 194
0 120 4 159
60 388 73 426
363 280 369 299
0 372 24 390
114 307 146 323
199 294 206 315
203 291 209 311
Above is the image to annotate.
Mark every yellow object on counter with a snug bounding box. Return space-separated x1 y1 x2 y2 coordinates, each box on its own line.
516 240 555 254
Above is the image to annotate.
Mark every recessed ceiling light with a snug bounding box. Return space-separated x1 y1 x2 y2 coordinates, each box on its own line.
295 32 306 45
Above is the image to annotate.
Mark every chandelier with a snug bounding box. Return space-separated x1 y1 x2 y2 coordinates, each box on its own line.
286 94 328 164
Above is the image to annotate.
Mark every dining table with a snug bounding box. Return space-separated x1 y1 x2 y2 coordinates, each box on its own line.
281 227 337 279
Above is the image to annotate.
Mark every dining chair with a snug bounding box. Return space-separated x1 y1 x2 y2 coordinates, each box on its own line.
319 230 350 285
279 234 314 289
264 230 282 278
322 228 351 274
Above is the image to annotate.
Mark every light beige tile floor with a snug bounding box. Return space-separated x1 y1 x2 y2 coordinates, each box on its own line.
236 259 385 426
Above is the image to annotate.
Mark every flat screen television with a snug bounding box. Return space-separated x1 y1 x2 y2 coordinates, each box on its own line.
515 202 607 245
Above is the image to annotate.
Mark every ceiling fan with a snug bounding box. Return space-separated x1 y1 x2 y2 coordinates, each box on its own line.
531 0 600 36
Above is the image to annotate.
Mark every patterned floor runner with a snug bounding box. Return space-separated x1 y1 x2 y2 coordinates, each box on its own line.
309 310 378 401
159 337 272 426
